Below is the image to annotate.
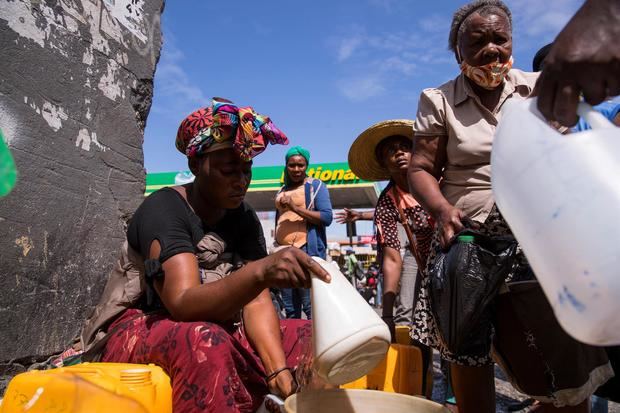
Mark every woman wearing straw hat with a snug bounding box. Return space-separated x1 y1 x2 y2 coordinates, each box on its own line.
347 120 434 345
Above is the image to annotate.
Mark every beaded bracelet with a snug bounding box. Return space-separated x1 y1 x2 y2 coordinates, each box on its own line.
266 366 291 382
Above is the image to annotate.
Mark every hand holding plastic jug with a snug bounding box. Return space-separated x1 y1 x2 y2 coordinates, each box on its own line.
492 98 620 345
310 258 390 385
259 247 331 288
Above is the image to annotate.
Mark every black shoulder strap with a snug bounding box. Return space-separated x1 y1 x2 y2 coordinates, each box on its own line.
392 187 424 271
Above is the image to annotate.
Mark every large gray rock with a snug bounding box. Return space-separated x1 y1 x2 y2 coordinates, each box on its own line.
0 0 163 366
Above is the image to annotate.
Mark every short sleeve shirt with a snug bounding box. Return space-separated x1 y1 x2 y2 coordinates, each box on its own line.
413 69 538 222
127 187 267 264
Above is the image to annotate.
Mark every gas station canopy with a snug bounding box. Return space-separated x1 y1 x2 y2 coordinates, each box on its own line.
146 162 382 211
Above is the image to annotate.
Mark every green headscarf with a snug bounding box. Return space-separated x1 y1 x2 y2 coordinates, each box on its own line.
285 145 310 164
284 145 310 187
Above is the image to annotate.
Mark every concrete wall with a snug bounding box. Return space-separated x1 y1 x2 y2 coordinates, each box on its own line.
0 0 163 370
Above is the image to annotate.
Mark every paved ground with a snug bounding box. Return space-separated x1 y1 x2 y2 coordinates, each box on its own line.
2 304 617 411
369 307 618 412
429 348 619 412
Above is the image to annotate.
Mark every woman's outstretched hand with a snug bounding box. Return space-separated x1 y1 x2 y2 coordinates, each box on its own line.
258 247 331 289
335 208 360 224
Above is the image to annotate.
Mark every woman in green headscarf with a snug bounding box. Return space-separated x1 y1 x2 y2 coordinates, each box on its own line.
274 146 333 319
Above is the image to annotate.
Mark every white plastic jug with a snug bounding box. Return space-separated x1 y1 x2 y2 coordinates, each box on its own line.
310 257 391 385
492 98 620 345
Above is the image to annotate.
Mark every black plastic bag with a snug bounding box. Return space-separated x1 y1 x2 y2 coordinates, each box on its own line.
429 229 518 355
595 346 620 402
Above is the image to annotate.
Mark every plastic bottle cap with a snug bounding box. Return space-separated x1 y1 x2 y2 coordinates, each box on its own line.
457 235 475 243
120 369 152 386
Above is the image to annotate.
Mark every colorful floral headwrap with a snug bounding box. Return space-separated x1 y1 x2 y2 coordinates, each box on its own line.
176 99 289 161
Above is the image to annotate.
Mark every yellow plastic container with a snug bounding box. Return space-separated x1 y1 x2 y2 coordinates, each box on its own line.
395 325 412 345
341 343 425 395
0 363 172 413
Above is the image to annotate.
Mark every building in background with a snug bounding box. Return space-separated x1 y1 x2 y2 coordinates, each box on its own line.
146 162 380 261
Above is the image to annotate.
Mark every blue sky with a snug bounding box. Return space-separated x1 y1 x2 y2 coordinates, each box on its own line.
143 0 583 238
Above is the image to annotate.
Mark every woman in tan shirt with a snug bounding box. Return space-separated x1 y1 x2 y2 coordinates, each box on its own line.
275 146 333 319
407 1 612 412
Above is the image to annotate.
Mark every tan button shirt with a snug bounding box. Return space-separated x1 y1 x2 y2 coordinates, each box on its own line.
275 184 308 248
413 69 539 222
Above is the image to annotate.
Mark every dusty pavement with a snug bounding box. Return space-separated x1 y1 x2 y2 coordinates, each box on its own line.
369 307 618 412
430 353 619 412
1 346 618 411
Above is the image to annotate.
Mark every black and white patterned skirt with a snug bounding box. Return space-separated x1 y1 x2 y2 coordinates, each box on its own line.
411 205 531 366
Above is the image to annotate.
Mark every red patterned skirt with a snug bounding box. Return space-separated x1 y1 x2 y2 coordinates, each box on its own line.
102 309 312 413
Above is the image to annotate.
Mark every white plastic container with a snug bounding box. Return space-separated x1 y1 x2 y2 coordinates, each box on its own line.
310 258 390 385
284 389 449 413
492 98 620 345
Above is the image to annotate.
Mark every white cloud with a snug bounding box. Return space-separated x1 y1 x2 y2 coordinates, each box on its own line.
506 0 582 43
366 32 415 54
382 56 416 76
367 0 397 13
331 19 453 101
155 35 209 106
523 10 576 37
329 0 583 102
338 35 364 62
418 14 450 34
408 50 453 65
338 75 386 101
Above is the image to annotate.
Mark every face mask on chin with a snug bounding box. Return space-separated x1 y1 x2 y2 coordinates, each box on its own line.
460 56 514 90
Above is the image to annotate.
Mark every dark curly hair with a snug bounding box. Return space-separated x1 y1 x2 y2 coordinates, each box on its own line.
448 0 512 58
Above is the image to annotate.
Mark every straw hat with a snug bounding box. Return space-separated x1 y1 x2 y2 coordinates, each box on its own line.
348 119 414 181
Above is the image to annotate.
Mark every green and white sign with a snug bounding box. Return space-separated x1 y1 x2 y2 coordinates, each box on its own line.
145 162 371 196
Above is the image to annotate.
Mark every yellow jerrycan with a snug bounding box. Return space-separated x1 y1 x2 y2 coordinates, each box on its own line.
1 363 171 413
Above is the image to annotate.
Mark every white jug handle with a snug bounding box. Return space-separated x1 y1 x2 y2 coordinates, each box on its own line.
576 102 617 130
526 98 616 131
